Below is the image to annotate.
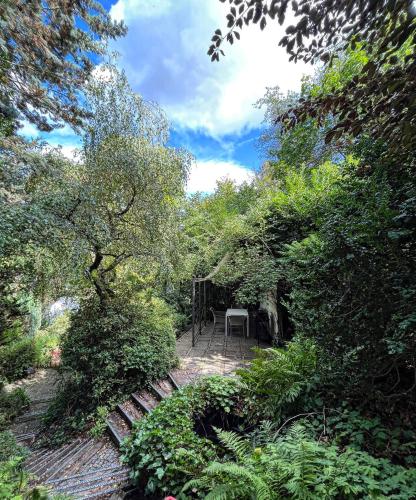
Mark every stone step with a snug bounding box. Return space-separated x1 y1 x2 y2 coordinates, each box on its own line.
153 378 176 398
167 372 181 390
116 404 135 429
15 410 47 424
130 393 151 414
138 390 159 410
148 382 165 401
120 399 144 423
15 431 37 444
107 412 130 447
107 419 124 448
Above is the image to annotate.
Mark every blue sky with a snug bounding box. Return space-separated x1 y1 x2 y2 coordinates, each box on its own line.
22 0 310 193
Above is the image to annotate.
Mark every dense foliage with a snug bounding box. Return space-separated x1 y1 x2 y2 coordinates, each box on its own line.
0 385 29 432
185 424 416 499
124 348 416 498
1 1 416 498
0 431 29 499
122 376 243 496
183 43 416 417
1 65 190 437
211 0 416 157
45 293 178 437
237 340 316 420
0 0 126 130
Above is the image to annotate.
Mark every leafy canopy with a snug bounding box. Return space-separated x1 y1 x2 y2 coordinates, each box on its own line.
0 0 126 131
210 0 416 158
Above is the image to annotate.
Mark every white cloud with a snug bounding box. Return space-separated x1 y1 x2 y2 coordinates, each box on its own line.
58 145 80 161
18 120 40 139
111 0 172 21
41 143 81 162
187 159 254 194
110 0 311 137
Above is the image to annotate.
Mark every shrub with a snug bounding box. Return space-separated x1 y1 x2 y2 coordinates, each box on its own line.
278 173 416 407
33 313 69 368
0 338 35 382
184 424 416 499
0 387 30 431
237 339 317 420
44 292 178 435
304 405 416 466
122 376 243 496
0 431 28 499
0 431 55 499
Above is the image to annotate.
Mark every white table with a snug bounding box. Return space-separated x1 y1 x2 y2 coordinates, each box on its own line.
225 308 249 337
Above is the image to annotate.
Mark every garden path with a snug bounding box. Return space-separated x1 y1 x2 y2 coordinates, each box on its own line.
7 324 268 498
175 321 269 377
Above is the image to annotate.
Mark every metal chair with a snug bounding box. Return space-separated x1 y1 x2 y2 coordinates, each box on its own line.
210 307 226 333
227 315 248 337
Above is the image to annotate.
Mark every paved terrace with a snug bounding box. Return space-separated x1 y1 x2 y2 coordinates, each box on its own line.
175 322 270 377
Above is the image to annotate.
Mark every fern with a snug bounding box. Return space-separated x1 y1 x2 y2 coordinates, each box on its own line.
213 427 251 462
237 340 317 419
183 422 416 500
184 461 272 500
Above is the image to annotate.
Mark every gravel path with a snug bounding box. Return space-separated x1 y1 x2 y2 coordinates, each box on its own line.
4 368 61 402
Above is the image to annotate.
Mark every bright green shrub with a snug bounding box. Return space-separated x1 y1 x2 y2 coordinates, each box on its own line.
0 431 55 499
0 431 26 462
45 292 178 435
237 340 317 420
33 312 69 367
0 432 28 499
122 376 242 496
33 333 59 368
0 338 35 382
184 424 416 499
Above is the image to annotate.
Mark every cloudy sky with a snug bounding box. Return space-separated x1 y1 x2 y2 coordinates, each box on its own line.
24 0 311 193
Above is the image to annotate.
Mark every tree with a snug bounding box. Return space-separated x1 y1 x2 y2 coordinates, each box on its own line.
33 68 191 303
210 0 416 159
0 0 126 131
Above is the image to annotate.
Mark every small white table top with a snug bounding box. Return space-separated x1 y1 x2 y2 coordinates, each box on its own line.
226 308 248 316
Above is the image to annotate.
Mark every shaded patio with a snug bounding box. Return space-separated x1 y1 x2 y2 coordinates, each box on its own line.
176 322 269 376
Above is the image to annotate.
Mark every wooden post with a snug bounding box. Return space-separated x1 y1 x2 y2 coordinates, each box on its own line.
191 278 196 347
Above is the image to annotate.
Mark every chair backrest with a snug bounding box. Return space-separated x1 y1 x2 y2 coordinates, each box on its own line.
228 315 245 326
210 307 225 322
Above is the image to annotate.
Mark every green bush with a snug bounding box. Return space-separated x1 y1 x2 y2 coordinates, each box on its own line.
0 431 29 499
0 431 56 499
184 424 416 499
0 387 30 431
33 312 69 367
278 173 416 405
0 431 27 462
45 292 178 435
122 376 243 496
237 340 317 420
304 405 416 466
0 338 35 382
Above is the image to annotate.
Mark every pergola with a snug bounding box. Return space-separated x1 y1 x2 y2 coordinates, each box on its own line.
191 255 229 347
